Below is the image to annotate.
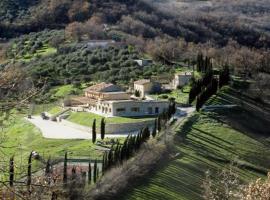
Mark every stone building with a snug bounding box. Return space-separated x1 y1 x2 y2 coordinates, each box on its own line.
172 72 192 89
134 79 161 98
67 82 169 117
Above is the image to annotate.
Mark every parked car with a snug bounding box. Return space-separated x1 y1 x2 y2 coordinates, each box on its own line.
41 112 49 120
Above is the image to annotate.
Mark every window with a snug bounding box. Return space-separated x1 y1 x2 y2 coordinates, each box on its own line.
155 107 159 114
116 108 126 113
148 107 153 114
131 107 140 112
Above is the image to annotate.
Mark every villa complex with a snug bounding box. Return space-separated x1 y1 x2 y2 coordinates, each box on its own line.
65 82 169 117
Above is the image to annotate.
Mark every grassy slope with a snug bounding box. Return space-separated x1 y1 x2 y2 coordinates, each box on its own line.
121 87 270 200
1 116 106 180
67 112 155 127
3 118 101 160
150 86 190 104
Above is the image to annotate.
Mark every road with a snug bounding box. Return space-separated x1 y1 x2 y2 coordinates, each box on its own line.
26 106 195 140
26 116 129 140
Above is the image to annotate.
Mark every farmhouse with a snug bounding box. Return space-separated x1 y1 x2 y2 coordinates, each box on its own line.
134 79 161 98
66 82 169 117
172 72 192 89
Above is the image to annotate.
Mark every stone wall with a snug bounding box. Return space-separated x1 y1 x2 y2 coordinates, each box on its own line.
106 119 155 134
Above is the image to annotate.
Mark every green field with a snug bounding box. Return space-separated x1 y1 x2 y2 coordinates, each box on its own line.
48 106 63 115
67 112 155 127
0 115 106 180
49 84 82 99
150 86 190 104
121 87 270 200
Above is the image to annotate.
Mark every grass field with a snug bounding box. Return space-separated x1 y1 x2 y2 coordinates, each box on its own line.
0 115 107 180
121 87 270 200
49 84 82 99
150 86 190 104
48 106 63 115
67 112 155 127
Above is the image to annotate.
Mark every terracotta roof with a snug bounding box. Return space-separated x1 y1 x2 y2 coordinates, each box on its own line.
134 79 151 85
84 82 115 92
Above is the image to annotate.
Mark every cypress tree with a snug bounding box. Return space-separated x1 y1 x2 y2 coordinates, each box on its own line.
88 162 92 184
45 157 51 176
157 116 161 132
27 151 32 192
92 119 96 144
152 120 157 138
9 156 14 187
63 152 68 186
93 159 97 183
102 152 107 174
100 118 105 140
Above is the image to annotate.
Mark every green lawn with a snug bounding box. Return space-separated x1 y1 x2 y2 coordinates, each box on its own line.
67 112 155 127
48 106 63 115
0 116 104 180
121 87 270 200
150 86 190 104
50 84 82 98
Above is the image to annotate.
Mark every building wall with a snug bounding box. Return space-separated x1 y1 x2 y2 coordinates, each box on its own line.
111 100 169 117
134 82 153 97
102 92 130 100
173 74 192 89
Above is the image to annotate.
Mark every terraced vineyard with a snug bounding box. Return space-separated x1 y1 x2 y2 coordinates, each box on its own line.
121 87 270 200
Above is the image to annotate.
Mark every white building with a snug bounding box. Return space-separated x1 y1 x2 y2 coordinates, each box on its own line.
134 59 152 67
67 82 169 117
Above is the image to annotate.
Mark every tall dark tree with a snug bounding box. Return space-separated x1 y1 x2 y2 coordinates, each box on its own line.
157 116 161 132
9 156 14 187
92 119 96 144
152 119 157 138
45 157 51 176
100 118 105 140
102 152 107 174
219 65 230 88
93 159 97 183
63 152 68 186
88 162 92 184
27 151 32 192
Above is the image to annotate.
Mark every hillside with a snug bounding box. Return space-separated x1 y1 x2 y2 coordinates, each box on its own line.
0 0 270 49
119 86 270 199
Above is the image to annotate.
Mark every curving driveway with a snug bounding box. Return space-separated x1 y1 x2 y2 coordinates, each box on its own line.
26 116 129 140
26 106 195 140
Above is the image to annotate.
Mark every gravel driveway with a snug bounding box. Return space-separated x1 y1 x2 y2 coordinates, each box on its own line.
26 116 129 140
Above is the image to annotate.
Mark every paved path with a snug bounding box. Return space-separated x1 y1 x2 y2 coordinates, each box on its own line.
26 106 195 140
26 116 129 140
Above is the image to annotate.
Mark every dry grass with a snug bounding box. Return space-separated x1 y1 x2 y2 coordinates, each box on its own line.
86 133 173 200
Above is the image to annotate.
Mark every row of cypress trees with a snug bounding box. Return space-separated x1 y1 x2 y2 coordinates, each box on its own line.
92 118 106 144
189 70 214 104
196 78 218 111
219 65 230 88
102 108 173 173
197 53 213 73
